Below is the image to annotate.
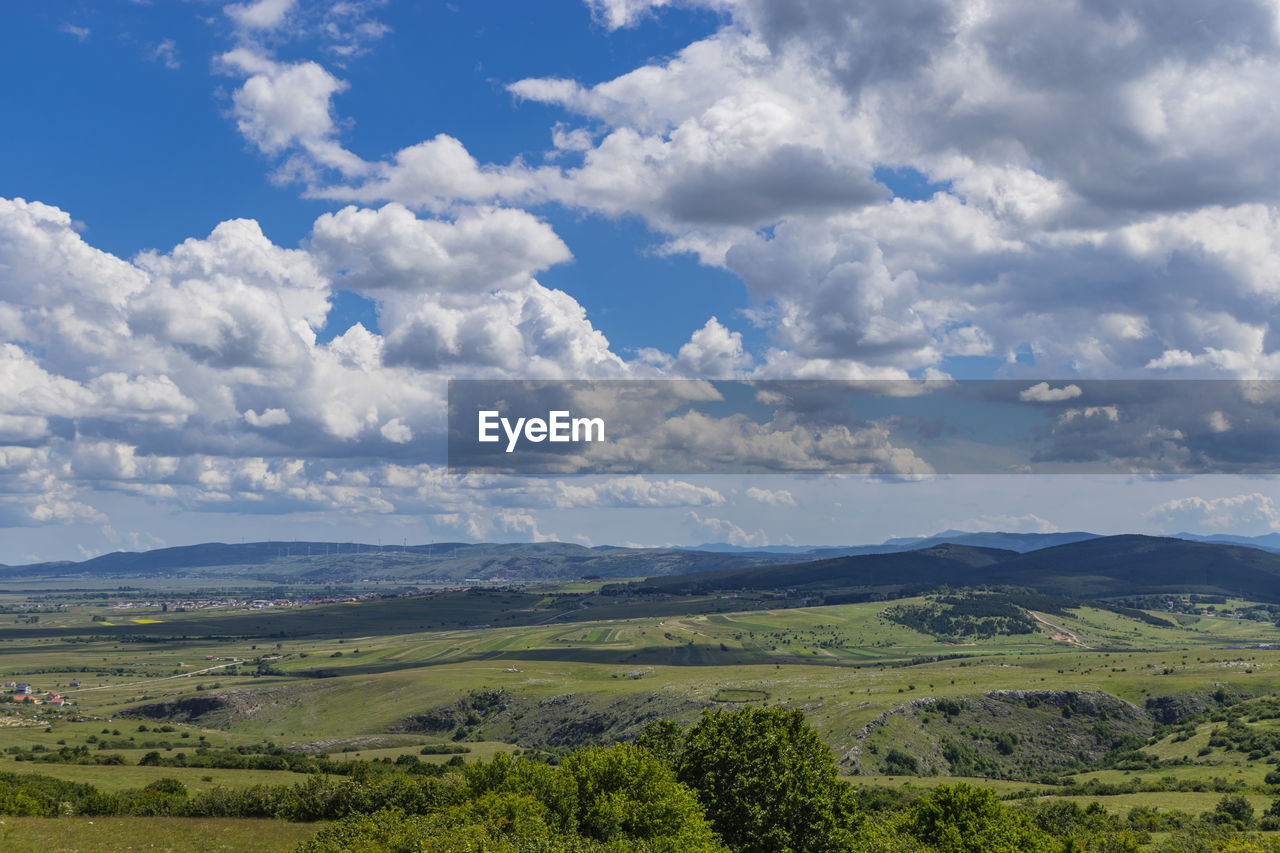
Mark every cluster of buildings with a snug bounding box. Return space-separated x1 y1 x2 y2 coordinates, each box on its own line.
1163 598 1247 618
3 680 73 706
107 591 384 613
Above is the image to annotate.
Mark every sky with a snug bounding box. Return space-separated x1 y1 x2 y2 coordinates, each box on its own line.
3 0 1280 562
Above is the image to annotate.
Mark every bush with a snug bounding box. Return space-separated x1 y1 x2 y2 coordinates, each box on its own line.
561 743 719 848
144 778 187 797
464 744 721 850
296 805 718 852
295 808 493 853
1213 794 1255 829
884 748 920 776
901 784 1053 853
676 707 860 853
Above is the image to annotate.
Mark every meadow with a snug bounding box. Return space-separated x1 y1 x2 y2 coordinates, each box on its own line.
5 584 1280 848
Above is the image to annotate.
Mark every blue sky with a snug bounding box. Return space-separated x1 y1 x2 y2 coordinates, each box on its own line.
3 0 1280 561
2 2 746 355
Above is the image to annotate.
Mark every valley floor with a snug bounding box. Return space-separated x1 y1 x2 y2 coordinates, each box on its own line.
5 588 1280 849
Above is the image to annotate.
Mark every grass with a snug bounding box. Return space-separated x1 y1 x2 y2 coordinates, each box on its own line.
6 585 1280 848
711 688 769 703
849 775 1058 795
324 740 514 763
1043 792 1276 815
0 762 339 794
6 598 1280 749
1069 761 1267 786
0 816 318 852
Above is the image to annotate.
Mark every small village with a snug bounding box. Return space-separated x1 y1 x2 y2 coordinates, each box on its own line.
2 680 75 707
105 591 385 612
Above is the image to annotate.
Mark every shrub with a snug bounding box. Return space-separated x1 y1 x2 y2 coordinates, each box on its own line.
901 784 1053 853
884 748 920 776
1213 794 1255 829
676 707 860 853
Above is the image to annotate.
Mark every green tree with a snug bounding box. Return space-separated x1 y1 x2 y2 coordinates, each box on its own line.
447 791 558 844
901 784 1052 853
464 746 724 851
883 747 919 775
636 719 684 766
1213 794 1256 829
465 751 579 833
295 807 515 853
561 743 720 848
676 707 859 853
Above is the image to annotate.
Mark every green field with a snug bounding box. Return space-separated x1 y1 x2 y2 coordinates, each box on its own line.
0 816 318 852
5 585 1280 849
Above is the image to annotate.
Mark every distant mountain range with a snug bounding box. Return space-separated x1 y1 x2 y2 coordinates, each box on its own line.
5 530 1280 593
640 535 1280 603
0 540 804 585
692 530 1100 556
1173 532 1280 553
694 530 1280 556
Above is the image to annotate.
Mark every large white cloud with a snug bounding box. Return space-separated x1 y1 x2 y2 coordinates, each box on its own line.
130 217 330 369
0 194 638 533
220 48 369 178
639 316 754 377
309 203 627 375
310 134 558 213
311 203 571 293
218 0 1280 379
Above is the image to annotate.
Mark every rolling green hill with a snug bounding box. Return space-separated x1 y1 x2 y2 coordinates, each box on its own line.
987 534 1280 599
638 544 1016 596
636 535 1280 604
